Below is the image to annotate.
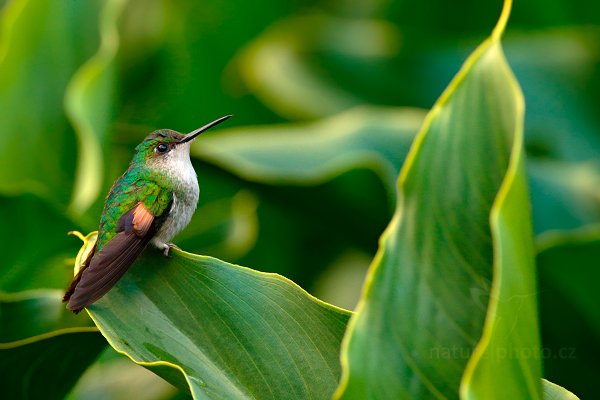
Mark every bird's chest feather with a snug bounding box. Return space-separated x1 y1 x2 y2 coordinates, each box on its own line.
154 158 199 243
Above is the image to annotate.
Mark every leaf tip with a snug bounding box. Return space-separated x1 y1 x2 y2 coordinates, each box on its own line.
68 230 86 242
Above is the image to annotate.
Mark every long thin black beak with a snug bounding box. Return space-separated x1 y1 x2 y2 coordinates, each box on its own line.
179 115 232 144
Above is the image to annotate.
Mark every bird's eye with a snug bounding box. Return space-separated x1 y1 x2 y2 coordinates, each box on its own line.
156 143 169 153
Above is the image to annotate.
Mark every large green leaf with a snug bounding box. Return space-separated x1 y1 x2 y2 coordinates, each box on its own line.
74 233 351 399
0 290 105 400
336 1 542 398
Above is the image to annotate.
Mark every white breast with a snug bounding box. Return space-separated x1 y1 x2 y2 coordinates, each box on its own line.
150 143 199 249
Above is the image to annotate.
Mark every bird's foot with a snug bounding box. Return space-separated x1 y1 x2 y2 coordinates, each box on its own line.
163 243 180 257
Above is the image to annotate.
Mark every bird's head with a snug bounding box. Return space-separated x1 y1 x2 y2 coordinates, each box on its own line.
132 115 232 169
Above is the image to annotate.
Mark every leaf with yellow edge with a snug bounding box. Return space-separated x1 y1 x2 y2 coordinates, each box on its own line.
335 1 549 398
73 232 351 399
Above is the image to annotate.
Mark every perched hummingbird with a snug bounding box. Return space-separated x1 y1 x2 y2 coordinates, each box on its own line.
64 115 232 313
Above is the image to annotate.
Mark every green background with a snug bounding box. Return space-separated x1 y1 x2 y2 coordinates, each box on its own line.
0 0 597 398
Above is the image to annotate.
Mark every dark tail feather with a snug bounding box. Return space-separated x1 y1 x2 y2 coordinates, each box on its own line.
63 271 81 302
66 232 151 313
63 243 97 307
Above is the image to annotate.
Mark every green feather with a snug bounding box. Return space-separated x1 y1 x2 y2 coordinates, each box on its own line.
96 166 172 251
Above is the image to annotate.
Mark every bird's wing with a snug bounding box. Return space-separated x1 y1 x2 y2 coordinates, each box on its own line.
66 192 172 313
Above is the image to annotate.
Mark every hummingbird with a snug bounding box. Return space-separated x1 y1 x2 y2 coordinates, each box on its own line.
64 115 232 313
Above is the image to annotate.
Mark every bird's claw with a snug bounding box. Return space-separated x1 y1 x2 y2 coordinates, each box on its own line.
163 243 180 257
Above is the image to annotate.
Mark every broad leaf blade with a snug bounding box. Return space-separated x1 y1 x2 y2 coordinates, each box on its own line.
75 234 351 399
460 85 539 399
336 1 542 398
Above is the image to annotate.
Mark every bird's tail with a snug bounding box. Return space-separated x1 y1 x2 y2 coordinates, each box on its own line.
63 243 97 313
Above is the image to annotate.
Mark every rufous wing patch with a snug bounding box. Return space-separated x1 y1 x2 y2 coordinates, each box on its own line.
132 203 155 237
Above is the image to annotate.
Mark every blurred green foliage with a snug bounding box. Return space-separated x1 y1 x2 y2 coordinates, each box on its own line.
0 0 598 398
